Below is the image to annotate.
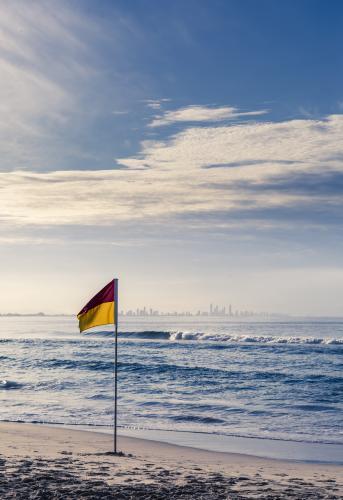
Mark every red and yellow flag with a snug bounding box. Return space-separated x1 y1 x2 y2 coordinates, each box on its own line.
77 280 116 333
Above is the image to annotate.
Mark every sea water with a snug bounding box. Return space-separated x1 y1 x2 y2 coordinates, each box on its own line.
1 316 342 453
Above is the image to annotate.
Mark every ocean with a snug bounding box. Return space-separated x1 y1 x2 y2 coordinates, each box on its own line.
1 316 342 455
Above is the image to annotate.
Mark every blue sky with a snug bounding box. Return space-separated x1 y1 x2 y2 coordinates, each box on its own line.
0 0 342 315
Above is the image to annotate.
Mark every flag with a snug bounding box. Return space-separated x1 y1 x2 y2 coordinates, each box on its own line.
77 279 116 333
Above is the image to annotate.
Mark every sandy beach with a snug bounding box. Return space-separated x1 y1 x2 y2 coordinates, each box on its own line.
0 422 341 499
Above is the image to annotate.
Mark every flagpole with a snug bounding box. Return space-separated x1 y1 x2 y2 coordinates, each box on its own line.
114 278 118 454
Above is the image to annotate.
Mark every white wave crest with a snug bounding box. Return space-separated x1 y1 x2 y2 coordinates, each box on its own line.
168 332 343 345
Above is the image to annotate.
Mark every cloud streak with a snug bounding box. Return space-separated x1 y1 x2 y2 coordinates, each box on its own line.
149 104 267 127
0 0 148 171
0 1 96 137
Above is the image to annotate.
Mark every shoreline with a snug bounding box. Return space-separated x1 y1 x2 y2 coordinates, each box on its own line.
3 420 343 464
0 422 342 498
52 423 343 464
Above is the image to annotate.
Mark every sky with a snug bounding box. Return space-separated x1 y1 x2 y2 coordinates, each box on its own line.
1 0 343 315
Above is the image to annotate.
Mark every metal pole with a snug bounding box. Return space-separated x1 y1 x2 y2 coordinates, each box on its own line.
114 278 118 454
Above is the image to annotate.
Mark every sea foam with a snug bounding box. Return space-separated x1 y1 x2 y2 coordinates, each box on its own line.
114 330 343 345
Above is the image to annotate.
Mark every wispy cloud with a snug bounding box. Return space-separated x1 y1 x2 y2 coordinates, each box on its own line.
143 98 171 110
0 1 97 138
0 1 145 171
149 104 267 127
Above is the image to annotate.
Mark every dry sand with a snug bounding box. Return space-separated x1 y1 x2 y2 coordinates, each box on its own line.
0 422 342 499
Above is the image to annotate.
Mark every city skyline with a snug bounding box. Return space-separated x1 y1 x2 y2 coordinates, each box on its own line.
2 301 338 319
121 303 270 317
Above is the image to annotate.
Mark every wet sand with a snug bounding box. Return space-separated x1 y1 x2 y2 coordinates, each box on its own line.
0 422 342 499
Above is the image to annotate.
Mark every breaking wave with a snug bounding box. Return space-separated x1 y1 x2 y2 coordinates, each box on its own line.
106 330 343 345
